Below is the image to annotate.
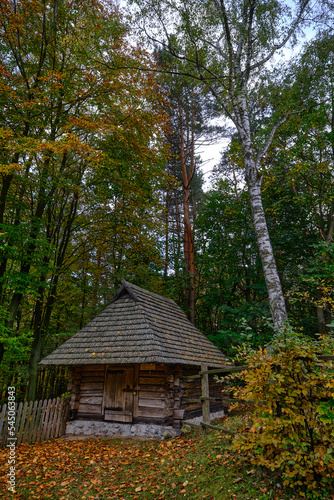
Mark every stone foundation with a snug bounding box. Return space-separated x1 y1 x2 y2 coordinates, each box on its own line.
66 420 182 439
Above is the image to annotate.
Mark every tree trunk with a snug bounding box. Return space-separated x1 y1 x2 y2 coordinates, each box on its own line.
178 97 196 324
27 331 43 401
164 188 169 279
235 92 289 331
183 185 196 324
247 176 289 329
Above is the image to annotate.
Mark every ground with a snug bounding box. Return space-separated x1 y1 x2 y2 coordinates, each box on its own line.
0 417 332 500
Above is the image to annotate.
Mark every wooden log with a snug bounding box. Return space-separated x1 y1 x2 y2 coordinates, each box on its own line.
81 376 105 382
184 396 268 406
80 382 104 391
140 364 165 371
201 363 210 433
173 409 185 419
79 397 103 405
200 422 236 435
183 365 249 379
203 366 246 375
220 397 267 406
81 366 105 372
182 403 202 412
104 410 132 422
136 407 164 418
77 404 102 414
80 390 104 396
138 399 165 409
139 389 165 398
182 421 201 429
139 376 166 385
183 420 235 436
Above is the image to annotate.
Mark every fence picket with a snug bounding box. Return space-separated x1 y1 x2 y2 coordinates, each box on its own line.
0 397 69 448
60 399 69 436
36 399 48 443
45 398 56 441
44 399 56 442
0 404 7 439
40 399 50 442
15 402 23 440
22 401 34 444
31 399 44 443
55 398 64 437
17 402 29 446
0 404 7 447
49 398 60 440
27 400 39 443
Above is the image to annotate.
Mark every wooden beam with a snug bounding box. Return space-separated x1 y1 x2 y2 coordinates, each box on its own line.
201 363 210 433
182 421 202 429
218 397 267 406
183 365 249 379
183 421 236 435
202 365 249 376
200 422 236 435
318 355 334 361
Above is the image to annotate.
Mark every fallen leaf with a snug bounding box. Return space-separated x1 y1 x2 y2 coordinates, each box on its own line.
232 477 243 484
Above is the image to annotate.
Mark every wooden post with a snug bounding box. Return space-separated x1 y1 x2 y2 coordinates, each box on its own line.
201 363 210 433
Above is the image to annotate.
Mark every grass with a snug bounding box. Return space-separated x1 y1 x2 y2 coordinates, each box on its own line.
0 416 332 500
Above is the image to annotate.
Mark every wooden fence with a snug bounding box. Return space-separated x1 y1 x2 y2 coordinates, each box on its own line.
183 355 334 435
0 397 70 448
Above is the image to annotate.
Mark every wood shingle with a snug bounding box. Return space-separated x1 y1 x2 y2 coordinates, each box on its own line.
40 280 232 368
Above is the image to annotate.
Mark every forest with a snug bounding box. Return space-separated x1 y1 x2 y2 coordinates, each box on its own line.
0 0 333 405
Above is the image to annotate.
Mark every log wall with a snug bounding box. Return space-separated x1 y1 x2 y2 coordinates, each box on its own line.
67 364 220 425
135 364 170 424
69 365 105 418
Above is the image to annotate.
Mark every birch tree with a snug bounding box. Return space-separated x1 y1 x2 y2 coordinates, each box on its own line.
132 0 315 330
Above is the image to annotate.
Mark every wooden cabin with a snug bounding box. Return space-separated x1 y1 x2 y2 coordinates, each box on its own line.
40 280 233 435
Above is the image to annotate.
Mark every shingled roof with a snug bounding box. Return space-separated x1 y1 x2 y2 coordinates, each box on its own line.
40 280 232 368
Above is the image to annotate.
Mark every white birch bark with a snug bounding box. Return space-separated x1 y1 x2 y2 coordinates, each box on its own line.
235 95 289 329
246 164 288 329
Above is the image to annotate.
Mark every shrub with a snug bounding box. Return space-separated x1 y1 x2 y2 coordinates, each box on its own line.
232 330 334 496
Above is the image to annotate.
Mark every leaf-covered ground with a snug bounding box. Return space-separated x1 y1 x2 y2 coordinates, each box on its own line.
0 420 332 500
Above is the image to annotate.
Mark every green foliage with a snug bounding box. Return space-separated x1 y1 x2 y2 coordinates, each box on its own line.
232 330 334 495
194 179 271 342
209 304 273 358
0 0 169 400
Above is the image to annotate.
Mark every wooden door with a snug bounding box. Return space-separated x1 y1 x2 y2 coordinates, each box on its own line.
104 368 134 422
